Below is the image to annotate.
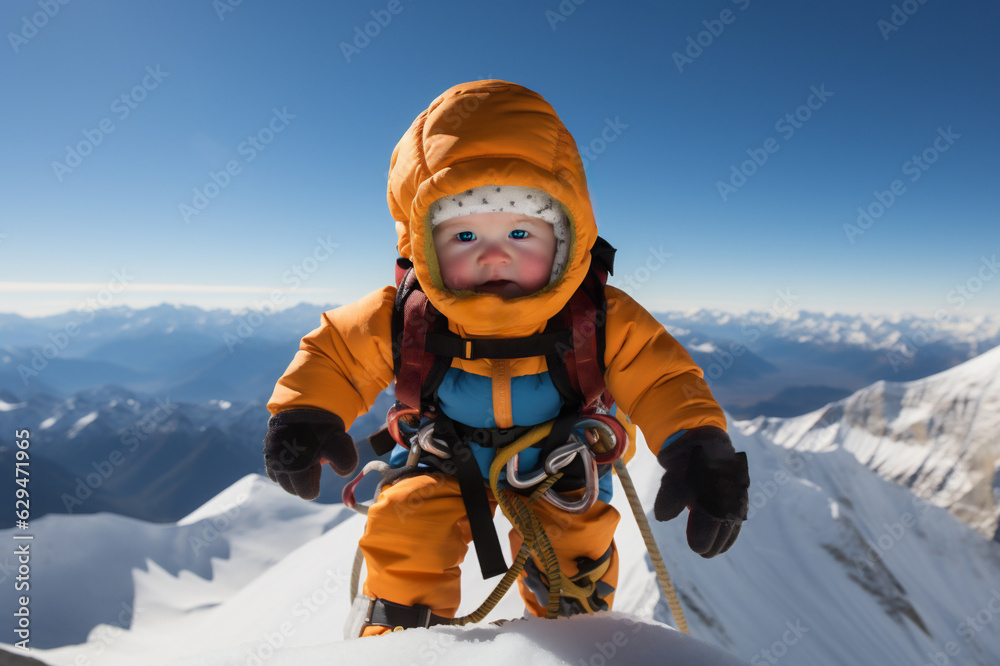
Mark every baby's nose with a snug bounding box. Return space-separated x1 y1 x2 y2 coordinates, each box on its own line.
478 242 511 265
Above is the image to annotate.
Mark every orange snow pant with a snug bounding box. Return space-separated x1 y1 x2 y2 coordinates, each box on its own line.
359 472 620 635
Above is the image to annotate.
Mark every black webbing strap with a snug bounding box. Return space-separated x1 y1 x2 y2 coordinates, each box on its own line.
425 330 572 361
451 421 534 448
365 597 450 630
433 415 507 579
367 426 397 457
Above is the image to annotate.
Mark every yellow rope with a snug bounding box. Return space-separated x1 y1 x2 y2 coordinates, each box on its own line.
612 457 689 634
352 418 689 632
483 421 609 617
448 474 559 625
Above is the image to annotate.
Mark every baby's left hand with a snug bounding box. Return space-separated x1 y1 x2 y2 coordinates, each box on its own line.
652 426 749 558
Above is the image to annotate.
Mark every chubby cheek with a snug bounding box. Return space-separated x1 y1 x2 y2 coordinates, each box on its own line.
436 247 476 290
516 248 554 292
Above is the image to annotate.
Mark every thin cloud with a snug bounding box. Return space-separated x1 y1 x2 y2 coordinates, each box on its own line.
0 282 333 294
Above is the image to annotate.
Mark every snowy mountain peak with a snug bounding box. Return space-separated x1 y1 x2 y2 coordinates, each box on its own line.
740 344 1000 539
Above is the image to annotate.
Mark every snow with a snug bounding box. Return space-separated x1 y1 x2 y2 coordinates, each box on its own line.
742 343 1000 537
66 411 98 438
4 351 1000 664
173 613 742 666
0 398 25 411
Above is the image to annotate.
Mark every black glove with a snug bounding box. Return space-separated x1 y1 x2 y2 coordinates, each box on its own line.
262 409 358 500
653 426 749 558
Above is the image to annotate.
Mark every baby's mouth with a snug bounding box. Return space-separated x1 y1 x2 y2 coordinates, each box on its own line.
474 279 515 294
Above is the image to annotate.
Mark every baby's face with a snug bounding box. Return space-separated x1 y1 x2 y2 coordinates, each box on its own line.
432 212 556 299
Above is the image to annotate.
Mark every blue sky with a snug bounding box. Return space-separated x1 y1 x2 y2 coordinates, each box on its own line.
2 0 998 317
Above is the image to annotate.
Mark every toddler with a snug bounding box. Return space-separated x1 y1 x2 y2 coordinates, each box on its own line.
263 80 749 636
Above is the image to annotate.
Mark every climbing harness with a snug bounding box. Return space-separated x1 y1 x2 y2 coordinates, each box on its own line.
343 411 690 634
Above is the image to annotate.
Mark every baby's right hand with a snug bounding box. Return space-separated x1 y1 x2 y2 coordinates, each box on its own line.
262 409 358 500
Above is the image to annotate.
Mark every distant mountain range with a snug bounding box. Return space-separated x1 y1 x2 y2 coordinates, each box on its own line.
0 384 395 529
656 309 1000 417
2 303 998 532
3 303 997 417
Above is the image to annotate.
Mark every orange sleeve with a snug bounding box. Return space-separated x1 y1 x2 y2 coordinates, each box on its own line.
603 286 727 456
266 287 396 430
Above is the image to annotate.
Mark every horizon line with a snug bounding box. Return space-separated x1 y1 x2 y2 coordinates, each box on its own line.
1 300 997 322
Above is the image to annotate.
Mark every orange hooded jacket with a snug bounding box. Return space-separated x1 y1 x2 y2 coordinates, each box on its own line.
267 80 726 458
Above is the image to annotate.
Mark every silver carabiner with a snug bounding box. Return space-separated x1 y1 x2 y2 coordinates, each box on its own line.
543 439 584 475
505 453 549 489
543 438 598 514
508 434 587 488
415 423 452 459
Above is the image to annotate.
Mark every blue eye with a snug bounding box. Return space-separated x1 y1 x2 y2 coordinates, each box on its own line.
509 229 528 240
456 231 476 242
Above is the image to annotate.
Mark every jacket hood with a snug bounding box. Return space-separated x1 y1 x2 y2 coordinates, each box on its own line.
387 80 597 337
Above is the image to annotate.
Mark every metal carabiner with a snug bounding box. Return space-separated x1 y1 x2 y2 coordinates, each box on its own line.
543 439 585 475
416 423 452 459
508 434 589 489
342 461 392 515
386 405 422 449
505 453 549 489
543 441 598 514
577 415 628 464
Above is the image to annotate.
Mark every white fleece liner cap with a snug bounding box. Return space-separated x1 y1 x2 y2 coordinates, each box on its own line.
428 184 570 283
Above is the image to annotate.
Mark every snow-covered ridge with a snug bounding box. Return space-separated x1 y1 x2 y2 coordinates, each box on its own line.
738 344 1000 539
5 422 1000 664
